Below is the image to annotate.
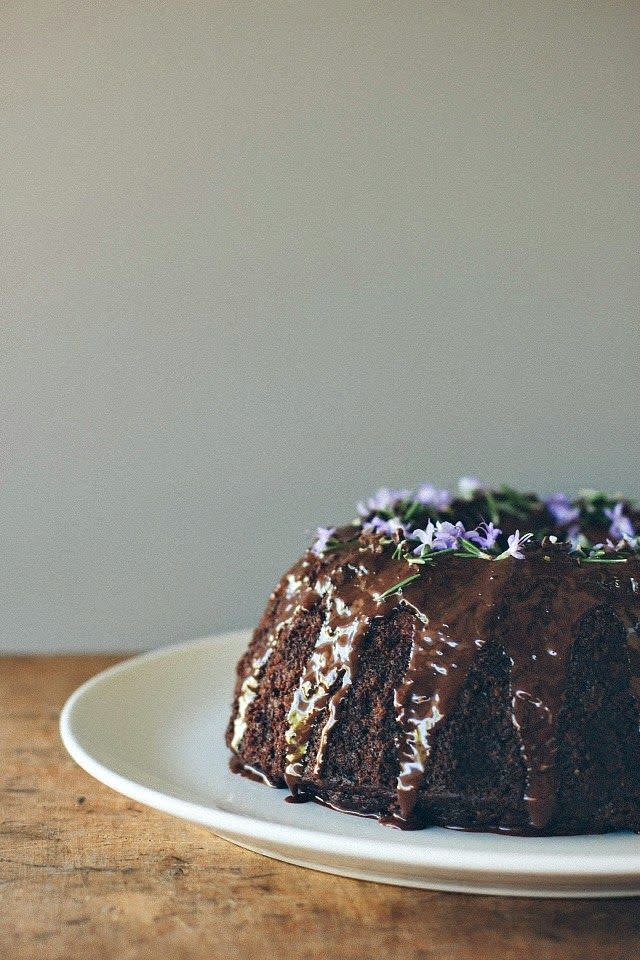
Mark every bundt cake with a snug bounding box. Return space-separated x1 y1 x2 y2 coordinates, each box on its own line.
227 481 640 835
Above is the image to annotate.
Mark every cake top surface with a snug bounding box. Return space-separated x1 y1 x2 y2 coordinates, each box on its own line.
309 479 640 570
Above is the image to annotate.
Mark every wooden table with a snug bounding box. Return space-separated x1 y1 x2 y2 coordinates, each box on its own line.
1 656 638 960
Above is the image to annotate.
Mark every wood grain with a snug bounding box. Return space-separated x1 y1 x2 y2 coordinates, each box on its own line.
1 655 638 960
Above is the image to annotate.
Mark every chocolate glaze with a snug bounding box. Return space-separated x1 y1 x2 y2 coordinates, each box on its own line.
230 523 640 833
228 753 277 787
393 559 512 824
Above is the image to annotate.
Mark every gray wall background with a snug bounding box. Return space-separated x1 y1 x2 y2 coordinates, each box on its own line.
2 1 639 652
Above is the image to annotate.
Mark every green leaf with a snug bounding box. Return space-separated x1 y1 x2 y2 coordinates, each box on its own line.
402 500 420 524
581 557 628 564
392 541 407 560
457 538 492 560
324 537 359 553
484 490 501 524
377 573 421 600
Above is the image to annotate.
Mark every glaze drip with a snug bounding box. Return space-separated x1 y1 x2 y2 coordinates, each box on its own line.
230 570 310 751
283 540 410 793
502 569 606 828
393 561 512 823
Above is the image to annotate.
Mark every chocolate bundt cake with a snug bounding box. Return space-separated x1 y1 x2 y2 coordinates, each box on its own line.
227 481 640 834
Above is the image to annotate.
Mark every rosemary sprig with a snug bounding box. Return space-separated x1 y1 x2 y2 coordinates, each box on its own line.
407 546 457 566
392 540 407 560
377 573 421 601
484 490 501 525
581 557 629 563
324 537 360 553
492 485 539 521
402 500 421 524
454 538 492 560
498 485 539 509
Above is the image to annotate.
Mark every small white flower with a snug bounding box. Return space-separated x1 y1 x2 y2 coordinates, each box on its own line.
410 521 436 556
458 476 482 500
495 530 533 560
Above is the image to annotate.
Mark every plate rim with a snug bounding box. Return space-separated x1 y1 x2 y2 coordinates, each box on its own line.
60 631 640 882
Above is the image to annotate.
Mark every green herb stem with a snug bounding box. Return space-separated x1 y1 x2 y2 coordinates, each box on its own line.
456 538 492 560
324 537 359 553
402 500 421 524
377 573 421 601
581 557 629 564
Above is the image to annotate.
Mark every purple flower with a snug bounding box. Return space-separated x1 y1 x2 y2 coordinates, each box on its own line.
311 526 336 556
410 521 436 555
567 524 586 551
362 515 384 533
357 487 411 517
458 476 482 500
496 530 533 560
601 537 636 554
545 492 580 527
363 515 406 538
433 520 467 550
604 502 636 542
414 484 452 511
466 521 502 550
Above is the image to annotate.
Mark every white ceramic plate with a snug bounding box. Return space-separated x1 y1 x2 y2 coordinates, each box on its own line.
60 631 640 897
